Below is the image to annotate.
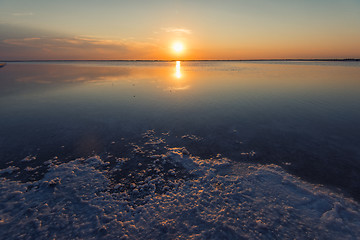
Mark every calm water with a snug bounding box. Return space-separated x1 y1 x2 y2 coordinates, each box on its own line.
1 61 360 199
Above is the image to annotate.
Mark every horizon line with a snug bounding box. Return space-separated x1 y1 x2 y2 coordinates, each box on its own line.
1 58 360 62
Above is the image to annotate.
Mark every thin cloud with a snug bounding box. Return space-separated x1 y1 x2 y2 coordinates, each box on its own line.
12 12 34 16
163 27 192 35
1 36 162 60
3 36 128 49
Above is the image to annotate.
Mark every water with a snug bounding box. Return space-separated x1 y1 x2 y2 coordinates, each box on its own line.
1 61 360 239
1 60 360 198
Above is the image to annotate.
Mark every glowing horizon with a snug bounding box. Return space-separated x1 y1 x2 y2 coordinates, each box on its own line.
1 0 360 60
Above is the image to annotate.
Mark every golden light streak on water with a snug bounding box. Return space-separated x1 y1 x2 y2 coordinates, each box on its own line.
175 61 181 79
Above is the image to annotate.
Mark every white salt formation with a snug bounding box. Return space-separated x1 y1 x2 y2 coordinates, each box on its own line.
1 132 360 239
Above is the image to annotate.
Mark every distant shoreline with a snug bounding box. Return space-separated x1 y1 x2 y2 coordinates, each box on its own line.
1 59 359 62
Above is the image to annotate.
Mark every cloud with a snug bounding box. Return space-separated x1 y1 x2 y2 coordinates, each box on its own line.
0 23 169 60
1 36 161 60
163 27 192 35
12 12 34 16
3 36 127 49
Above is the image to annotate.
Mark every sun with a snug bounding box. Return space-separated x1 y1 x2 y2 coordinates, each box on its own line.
173 42 184 53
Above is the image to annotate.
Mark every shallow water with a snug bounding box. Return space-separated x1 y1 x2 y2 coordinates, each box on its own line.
2 61 360 239
1 60 360 199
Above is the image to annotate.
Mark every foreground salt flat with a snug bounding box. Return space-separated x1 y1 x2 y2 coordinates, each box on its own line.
1 131 359 240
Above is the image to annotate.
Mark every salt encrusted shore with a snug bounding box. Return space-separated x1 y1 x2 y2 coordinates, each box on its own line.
1 131 360 239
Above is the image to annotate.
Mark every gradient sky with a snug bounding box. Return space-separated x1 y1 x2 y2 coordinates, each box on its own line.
1 0 360 60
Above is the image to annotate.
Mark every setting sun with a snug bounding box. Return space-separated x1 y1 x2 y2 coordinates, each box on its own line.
173 42 184 53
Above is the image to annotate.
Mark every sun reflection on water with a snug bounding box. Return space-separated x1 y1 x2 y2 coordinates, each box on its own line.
175 61 181 79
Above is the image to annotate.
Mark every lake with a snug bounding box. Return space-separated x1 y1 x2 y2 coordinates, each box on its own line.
1 61 360 239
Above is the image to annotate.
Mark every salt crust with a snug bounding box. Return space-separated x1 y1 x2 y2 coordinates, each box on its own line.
1 146 360 239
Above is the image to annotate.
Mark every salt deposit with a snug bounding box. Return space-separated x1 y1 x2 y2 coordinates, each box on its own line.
1 131 359 239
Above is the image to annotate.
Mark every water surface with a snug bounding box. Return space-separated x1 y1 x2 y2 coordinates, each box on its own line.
1 60 360 199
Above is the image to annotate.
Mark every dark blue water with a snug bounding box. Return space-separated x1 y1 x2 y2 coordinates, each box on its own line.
1 61 360 199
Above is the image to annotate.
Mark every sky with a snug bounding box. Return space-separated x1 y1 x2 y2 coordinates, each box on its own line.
1 0 360 60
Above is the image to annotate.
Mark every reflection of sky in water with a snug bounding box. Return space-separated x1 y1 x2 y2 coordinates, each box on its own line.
1 61 360 198
1 61 360 139
1 60 360 143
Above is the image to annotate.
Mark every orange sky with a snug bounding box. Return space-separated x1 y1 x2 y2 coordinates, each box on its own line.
1 0 360 60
